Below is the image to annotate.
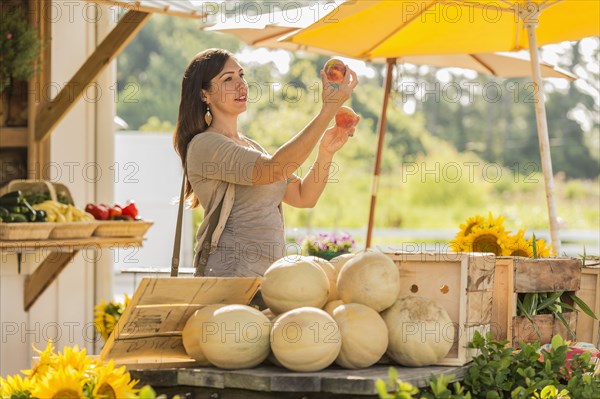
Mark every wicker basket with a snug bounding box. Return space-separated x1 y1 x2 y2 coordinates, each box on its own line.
5 179 74 205
0 223 56 241
93 221 153 238
49 222 97 240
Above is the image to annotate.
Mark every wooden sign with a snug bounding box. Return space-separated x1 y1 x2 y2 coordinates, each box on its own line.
100 277 261 369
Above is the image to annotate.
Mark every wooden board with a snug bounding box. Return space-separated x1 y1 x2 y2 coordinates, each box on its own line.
576 267 600 346
100 277 261 368
492 257 583 343
491 258 515 341
512 257 581 293
129 364 469 396
512 312 578 346
383 251 495 366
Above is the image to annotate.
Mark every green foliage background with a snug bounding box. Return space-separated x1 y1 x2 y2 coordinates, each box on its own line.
116 12 599 236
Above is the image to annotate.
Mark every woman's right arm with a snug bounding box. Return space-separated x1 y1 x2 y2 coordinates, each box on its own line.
251 68 358 185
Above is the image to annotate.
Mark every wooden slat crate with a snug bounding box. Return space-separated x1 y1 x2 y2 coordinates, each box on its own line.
100 277 261 369
490 257 582 346
382 251 496 366
576 267 600 346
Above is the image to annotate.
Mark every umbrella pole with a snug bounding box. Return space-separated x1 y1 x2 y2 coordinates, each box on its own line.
366 58 395 249
525 20 561 254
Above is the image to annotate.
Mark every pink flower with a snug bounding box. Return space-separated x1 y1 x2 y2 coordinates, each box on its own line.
7 33 12 40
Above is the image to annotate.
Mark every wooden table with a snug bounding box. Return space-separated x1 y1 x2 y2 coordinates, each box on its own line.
130 363 469 398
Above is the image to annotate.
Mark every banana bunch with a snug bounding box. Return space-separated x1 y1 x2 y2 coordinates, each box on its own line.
33 200 95 223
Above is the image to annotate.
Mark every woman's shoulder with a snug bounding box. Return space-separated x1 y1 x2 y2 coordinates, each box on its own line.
243 136 268 154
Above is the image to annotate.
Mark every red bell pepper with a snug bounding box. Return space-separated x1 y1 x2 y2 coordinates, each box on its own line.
85 203 110 220
108 205 123 220
121 201 139 219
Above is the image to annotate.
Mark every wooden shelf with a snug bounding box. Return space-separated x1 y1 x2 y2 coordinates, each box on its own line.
1 235 146 311
0 236 145 251
0 127 28 148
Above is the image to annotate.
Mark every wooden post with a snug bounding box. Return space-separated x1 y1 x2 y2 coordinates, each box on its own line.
35 10 151 142
524 1 561 254
366 58 395 249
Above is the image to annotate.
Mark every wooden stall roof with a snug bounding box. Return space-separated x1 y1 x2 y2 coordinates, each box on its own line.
36 0 216 143
89 0 215 19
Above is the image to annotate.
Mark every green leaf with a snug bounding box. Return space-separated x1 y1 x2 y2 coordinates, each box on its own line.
517 299 542 340
567 292 598 319
375 379 391 399
138 386 157 399
554 312 576 340
550 334 565 350
536 291 564 313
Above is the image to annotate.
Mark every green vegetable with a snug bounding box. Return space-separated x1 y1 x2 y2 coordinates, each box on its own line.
7 213 27 223
0 190 22 199
0 207 9 218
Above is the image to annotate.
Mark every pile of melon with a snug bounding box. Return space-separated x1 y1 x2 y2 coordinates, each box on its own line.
182 251 455 371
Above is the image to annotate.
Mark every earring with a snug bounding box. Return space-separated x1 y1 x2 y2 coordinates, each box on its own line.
204 105 212 126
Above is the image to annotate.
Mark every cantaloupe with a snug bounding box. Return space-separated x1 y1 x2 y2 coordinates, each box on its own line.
382 296 455 367
201 304 271 369
271 307 341 372
332 303 388 369
261 258 329 315
181 304 226 365
337 251 400 312
303 256 338 301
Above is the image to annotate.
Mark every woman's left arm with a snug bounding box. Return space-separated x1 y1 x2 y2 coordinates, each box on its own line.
283 123 357 208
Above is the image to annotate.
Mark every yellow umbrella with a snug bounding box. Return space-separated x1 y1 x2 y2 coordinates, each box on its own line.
286 0 600 252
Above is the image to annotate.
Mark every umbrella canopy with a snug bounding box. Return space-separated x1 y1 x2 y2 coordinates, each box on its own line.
285 0 599 252
285 0 599 58
203 14 575 79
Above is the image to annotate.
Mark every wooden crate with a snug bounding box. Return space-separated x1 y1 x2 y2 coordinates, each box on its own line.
576 267 600 346
490 257 582 346
100 277 261 369
383 251 496 366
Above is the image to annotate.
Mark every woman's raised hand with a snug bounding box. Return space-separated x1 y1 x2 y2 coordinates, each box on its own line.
319 118 360 155
320 66 359 112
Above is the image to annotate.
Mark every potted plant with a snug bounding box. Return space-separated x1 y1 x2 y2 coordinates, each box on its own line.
301 232 356 260
0 8 41 126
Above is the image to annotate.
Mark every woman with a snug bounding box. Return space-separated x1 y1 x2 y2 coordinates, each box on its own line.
173 48 358 277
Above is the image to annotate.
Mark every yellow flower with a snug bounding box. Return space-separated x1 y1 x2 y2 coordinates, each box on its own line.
22 340 55 383
485 211 505 229
30 366 85 399
532 237 556 258
459 214 486 236
451 213 509 255
94 295 130 342
91 361 139 399
504 229 533 257
451 214 486 252
466 225 509 256
51 345 92 373
1 374 32 397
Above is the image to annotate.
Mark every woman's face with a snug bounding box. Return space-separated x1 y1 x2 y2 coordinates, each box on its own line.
203 57 248 118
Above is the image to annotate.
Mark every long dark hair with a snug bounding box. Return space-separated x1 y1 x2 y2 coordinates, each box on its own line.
173 48 232 208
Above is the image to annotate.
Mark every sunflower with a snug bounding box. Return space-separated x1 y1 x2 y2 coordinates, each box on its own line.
22 340 55 383
485 211 506 229
465 225 510 256
91 361 138 399
30 366 85 399
531 237 556 258
51 345 92 373
504 229 533 257
451 214 485 251
94 295 130 342
0 374 32 397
